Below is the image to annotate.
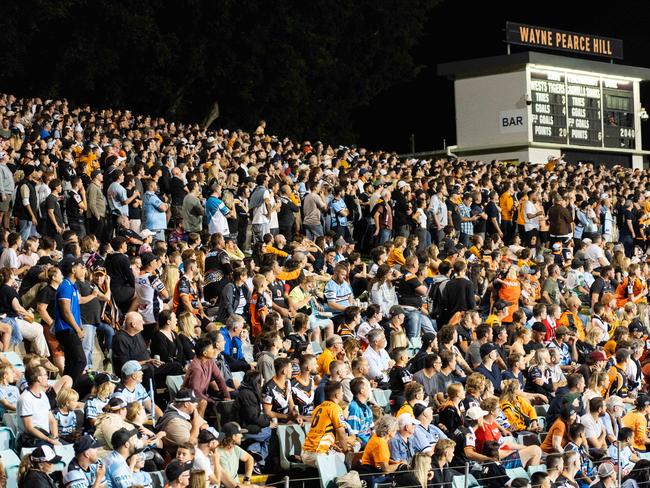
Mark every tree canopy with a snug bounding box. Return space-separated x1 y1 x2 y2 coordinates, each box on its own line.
0 0 438 143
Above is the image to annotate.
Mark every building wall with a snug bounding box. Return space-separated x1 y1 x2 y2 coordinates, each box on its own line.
455 71 529 148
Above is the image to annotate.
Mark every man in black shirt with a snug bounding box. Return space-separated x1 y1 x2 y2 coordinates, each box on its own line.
439 260 476 326
395 255 436 337
589 265 615 308
44 178 64 249
66 176 87 238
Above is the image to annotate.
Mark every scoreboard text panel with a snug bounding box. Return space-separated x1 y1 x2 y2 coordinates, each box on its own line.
529 69 635 149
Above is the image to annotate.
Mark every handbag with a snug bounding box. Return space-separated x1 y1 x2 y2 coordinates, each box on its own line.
337 471 366 488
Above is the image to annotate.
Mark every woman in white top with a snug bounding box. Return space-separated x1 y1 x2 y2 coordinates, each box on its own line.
582 371 607 414
412 197 430 252
370 264 399 317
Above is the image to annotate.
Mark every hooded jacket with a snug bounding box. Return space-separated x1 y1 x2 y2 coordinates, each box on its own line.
236 380 271 434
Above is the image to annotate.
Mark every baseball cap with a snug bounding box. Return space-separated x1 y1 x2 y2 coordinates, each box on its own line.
600 193 610 201
174 389 199 403
61 256 84 275
73 435 102 454
554 326 570 337
111 428 139 449
552 242 562 252
165 460 193 483
94 372 120 387
606 395 624 409
493 300 512 311
479 343 498 358
598 462 615 479
30 445 62 464
140 252 158 268
198 427 224 444
121 360 142 376
629 322 646 334
91 169 101 179
466 406 489 420
140 229 156 239
397 181 408 189
636 395 650 409
397 413 421 428
532 322 546 333
571 258 584 269
222 422 248 437
413 403 432 419
389 305 405 317
421 333 437 349
589 351 607 362
106 397 128 411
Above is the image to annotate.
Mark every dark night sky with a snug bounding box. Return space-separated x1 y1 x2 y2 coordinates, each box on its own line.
354 1 650 153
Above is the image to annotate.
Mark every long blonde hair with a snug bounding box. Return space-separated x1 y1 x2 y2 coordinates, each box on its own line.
162 263 180 296
411 453 431 488
189 470 207 488
178 312 199 339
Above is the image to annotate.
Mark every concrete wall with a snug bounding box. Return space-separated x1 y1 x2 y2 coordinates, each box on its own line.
455 71 529 148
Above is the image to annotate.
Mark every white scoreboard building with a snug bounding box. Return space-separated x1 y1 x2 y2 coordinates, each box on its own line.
438 51 650 168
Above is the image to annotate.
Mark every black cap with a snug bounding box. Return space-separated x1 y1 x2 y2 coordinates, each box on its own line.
198 427 224 444
531 322 546 333
94 372 120 387
636 395 650 409
106 396 128 412
30 445 62 464
413 403 432 419
91 169 101 179
165 460 193 482
174 389 199 403
111 428 139 449
480 343 498 358
140 252 158 268
421 333 436 349
60 256 84 276
493 300 512 311
74 435 102 454
630 322 646 334
222 422 248 437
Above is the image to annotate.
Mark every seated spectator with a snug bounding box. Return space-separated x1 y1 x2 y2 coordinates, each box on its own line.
219 314 250 373
363 329 392 384
183 337 230 416
541 405 578 454
411 352 442 401
317 334 344 377
103 427 140 488
262 357 302 425
114 360 162 419
439 383 466 436
360 415 406 487
608 427 639 476
63 434 105 488
499 379 541 433
94 397 132 454
387 347 413 412
622 394 650 453
217 422 257 488
396 382 425 418
17 366 58 449
411 403 448 455
291 353 317 418
53 387 82 443
388 413 417 465
17 445 62 488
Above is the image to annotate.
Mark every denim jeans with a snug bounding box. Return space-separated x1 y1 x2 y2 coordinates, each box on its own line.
18 219 35 241
244 426 272 465
82 322 115 368
304 223 324 241
405 310 436 339
378 228 392 245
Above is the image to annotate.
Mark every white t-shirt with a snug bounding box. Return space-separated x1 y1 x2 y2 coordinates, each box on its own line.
523 200 540 231
18 389 51 434
0 248 19 269
252 189 270 225
193 448 215 479
584 244 609 267
268 193 278 229
580 413 603 441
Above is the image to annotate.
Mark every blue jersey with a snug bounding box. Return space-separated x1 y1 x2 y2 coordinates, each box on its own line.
103 451 133 488
54 278 81 333
0 384 19 415
132 471 153 488
63 458 99 488
84 396 108 423
53 409 78 438
113 383 150 407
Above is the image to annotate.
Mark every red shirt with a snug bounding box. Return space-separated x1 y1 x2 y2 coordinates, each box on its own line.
475 419 503 454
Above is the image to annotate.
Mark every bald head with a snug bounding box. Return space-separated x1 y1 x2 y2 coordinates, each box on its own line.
124 312 144 334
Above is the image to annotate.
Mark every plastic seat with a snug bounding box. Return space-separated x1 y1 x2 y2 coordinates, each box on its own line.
231 371 245 384
639 452 650 460
165 375 184 397
506 467 530 481
452 474 480 488
2 449 20 488
527 465 547 476
409 336 422 350
2 413 18 438
3 352 24 372
316 452 348 488
310 341 323 354
0 426 14 450
372 389 389 412
214 400 237 431
150 470 167 488
534 404 548 417
277 424 309 471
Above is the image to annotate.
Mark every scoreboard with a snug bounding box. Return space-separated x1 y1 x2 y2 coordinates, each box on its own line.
530 68 637 149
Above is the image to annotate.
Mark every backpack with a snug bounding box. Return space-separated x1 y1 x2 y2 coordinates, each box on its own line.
427 276 449 320
21 282 47 311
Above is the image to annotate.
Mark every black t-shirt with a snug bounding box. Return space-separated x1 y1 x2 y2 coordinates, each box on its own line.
126 187 141 220
19 266 44 296
446 199 461 231
66 191 84 222
45 193 63 228
620 208 634 236
78 280 102 325
396 273 423 308
268 280 288 309
471 203 486 234
589 276 613 302
0 284 19 317
486 201 500 236
388 365 412 397
36 285 57 323
170 177 187 206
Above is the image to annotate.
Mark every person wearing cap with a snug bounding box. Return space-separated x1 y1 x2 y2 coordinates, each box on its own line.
156 388 207 448
102 427 140 488
93 397 131 453
193 427 223 486
622 394 650 452
18 444 63 487
541 404 578 454
84 373 120 429
388 413 418 464
448 405 494 466
575 350 607 387
63 434 105 488
114 359 162 419
411 403 448 456
484 299 510 328
476 343 504 395
165 459 193 488
217 422 257 488
591 461 617 488
142 177 169 242
13 163 41 242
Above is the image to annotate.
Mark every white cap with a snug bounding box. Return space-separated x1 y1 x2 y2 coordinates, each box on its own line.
600 193 610 201
397 181 408 189
466 406 489 420
397 413 420 428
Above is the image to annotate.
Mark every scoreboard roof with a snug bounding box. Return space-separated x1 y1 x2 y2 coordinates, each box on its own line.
438 51 650 81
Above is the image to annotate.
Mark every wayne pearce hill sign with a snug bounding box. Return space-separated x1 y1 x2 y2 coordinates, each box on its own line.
506 22 623 60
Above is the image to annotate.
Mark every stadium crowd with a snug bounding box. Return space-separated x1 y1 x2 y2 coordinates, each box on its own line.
0 92 649 488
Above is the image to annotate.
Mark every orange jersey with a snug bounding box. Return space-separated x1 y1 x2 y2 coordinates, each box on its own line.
303 400 344 453
249 292 268 339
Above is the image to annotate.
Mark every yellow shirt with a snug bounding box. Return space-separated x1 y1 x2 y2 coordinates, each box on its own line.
623 410 648 451
302 400 344 453
396 403 414 418
317 348 336 377
500 192 514 221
